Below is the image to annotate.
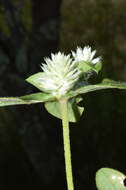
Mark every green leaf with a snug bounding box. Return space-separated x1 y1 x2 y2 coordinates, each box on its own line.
78 61 102 74
67 79 126 99
44 97 84 122
96 168 126 190
0 92 55 107
26 72 45 91
78 61 93 72
94 62 102 73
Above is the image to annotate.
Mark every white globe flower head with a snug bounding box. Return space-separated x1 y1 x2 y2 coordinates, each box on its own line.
72 46 101 64
40 52 80 97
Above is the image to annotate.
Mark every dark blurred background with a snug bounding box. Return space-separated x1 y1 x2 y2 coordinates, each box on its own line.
0 0 126 190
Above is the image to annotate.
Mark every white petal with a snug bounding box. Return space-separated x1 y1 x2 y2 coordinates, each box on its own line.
92 57 101 64
90 50 96 60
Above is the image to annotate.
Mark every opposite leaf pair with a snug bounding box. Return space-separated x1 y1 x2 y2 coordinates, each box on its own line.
0 46 126 122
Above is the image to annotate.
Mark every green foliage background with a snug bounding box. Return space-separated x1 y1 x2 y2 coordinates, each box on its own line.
60 0 126 80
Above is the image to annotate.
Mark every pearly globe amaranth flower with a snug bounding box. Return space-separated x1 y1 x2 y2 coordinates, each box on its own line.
39 52 80 97
72 46 101 64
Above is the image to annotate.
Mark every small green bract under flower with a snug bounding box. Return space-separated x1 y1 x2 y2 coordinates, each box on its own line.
40 52 80 97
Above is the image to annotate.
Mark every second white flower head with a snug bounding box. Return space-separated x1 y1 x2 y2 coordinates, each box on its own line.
72 46 101 64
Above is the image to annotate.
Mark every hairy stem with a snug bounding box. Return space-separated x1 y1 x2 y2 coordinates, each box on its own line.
59 98 74 190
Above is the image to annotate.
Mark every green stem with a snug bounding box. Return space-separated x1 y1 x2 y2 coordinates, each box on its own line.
59 98 74 190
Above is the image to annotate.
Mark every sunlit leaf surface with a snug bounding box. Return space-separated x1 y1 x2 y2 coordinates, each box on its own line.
96 168 126 190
